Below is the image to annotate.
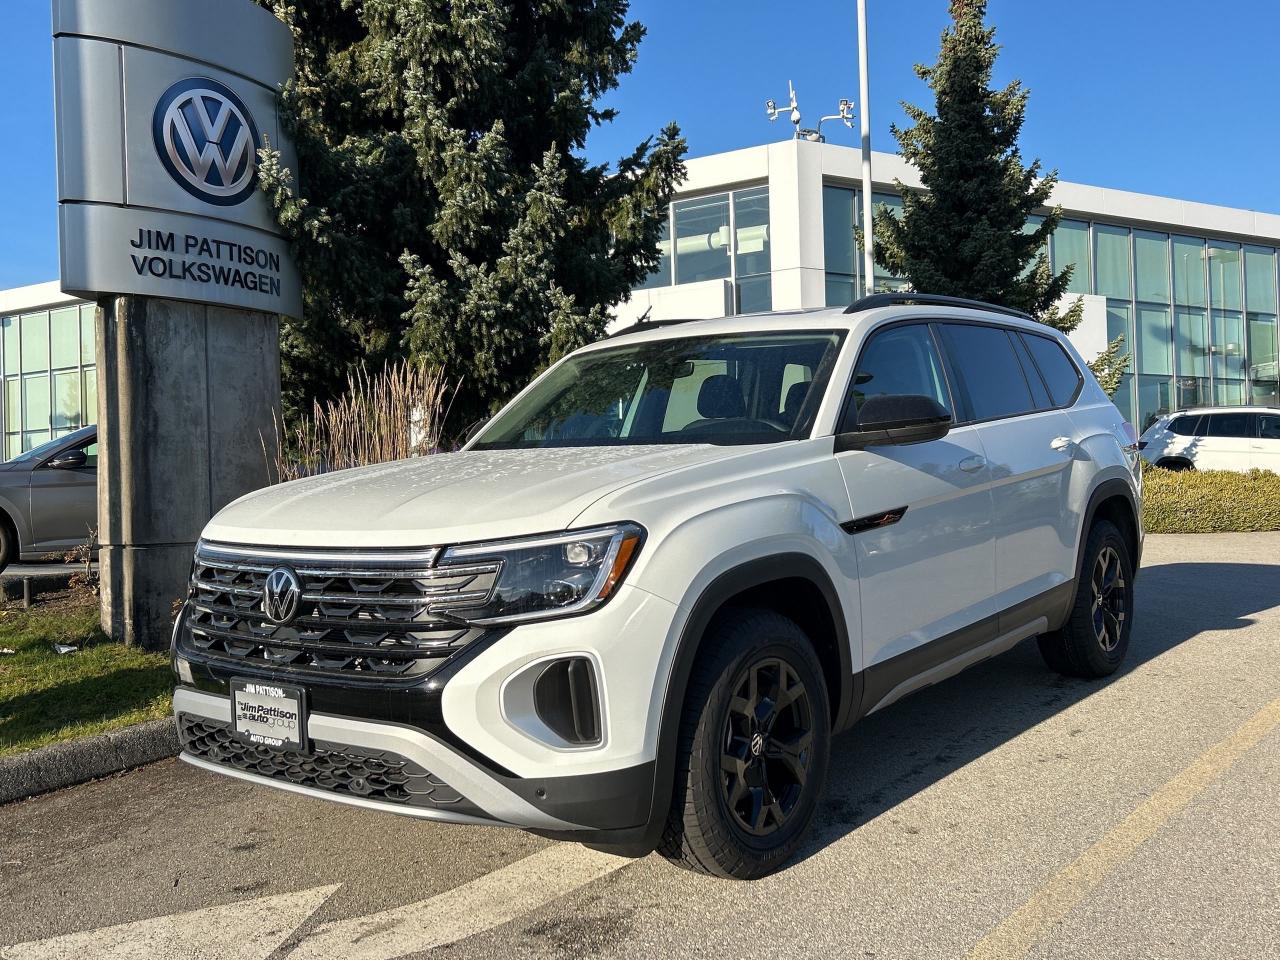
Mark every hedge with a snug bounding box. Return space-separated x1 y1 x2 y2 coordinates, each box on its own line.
1142 466 1280 534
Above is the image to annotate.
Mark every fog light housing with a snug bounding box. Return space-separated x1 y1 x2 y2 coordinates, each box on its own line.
532 657 601 746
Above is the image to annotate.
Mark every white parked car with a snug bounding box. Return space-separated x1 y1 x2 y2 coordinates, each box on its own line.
171 294 1142 879
1138 406 1280 473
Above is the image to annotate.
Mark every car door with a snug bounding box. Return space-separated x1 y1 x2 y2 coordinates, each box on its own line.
1197 412 1255 471
1255 413 1280 473
28 435 98 549
833 321 996 680
938 324 1085 612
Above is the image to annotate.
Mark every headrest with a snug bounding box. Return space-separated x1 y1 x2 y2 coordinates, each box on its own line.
697 374 746 420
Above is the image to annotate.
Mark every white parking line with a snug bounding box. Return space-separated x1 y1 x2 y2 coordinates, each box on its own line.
285 844 631 960
1 885 340 960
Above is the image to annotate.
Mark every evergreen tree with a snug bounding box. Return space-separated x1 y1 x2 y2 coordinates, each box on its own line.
254 0 686 425
873 0 1077 330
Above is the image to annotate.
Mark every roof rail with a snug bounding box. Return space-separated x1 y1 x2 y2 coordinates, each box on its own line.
845 292 1035 322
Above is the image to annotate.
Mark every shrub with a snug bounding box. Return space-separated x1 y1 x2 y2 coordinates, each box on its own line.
1141 467 1280 534
269 361 457 483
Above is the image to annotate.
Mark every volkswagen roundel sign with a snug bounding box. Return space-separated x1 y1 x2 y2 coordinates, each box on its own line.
262 566 302 625
152 77 263 207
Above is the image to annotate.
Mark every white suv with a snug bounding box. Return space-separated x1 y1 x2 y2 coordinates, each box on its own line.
1138 406 1280 473
171 294 1142 879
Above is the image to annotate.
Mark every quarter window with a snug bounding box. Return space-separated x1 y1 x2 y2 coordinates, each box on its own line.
938 324 1036 421
846 325 952 423
1020 333 1083 407
1258 414 1280 440
1168 416 1201 436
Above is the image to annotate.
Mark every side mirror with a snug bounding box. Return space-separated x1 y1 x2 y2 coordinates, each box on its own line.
835 394 952 451
47 448 89 470
463 417 491 444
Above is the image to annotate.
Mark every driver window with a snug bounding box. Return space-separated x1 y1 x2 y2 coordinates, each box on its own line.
849 325 952 416
81 441 98 468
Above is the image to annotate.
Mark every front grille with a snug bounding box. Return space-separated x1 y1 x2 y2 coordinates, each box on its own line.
182 540 497 679
179 715 483 815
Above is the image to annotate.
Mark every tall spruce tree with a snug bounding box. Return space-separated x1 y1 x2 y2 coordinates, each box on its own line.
872 0 1081 333
254 0 686 425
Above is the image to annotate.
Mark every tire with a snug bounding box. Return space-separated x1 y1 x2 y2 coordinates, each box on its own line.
0 518 13 575
658 608 830 880
1038 520 1134 678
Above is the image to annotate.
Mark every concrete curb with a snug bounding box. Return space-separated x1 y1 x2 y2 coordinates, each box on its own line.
0 716 179 805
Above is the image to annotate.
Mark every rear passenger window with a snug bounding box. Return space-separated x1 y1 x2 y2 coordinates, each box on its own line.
1204 412 1254 438
1168 416 1201 436
1020 333 1083 407
938 324 1035 421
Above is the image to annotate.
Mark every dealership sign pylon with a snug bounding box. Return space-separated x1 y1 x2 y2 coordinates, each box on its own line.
52 0 299 648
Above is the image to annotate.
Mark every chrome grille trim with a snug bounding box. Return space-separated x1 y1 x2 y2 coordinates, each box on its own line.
181 540 499 679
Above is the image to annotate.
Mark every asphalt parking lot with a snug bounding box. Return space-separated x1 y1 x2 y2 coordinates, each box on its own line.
1 532 1277 960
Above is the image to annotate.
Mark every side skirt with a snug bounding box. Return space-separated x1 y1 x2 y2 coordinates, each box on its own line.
855 582 1073 720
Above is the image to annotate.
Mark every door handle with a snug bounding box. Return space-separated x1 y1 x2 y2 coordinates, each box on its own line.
1050 436 1075 452
958 454 986 473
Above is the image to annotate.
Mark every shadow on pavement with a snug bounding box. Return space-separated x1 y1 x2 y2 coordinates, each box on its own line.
794 560 1279 864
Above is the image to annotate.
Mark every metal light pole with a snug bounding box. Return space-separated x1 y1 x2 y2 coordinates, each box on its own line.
857 0 875 293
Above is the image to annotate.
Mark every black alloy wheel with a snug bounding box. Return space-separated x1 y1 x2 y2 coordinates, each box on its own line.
1090 545 1127 654
719 657 815 837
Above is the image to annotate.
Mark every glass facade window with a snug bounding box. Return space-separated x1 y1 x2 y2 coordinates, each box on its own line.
1133 231 1170 304
733 187 772 313
1094 225 1131 299
1172 236 1207 306
821 185 908 304
1053 219 1090 294
633 187 771 315
0 302 97 457
673 195 731 285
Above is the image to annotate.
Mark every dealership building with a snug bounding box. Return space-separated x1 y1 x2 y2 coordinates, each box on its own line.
4 139 1280 450
619 140 1280 430
0 282 97 459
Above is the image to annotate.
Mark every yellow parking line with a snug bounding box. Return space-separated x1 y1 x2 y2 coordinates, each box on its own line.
966 695 1280 960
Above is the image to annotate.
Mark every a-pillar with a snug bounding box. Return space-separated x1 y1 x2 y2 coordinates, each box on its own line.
97 295 280 650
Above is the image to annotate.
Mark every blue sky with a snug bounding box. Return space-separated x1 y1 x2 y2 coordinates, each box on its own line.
4 0 1279 289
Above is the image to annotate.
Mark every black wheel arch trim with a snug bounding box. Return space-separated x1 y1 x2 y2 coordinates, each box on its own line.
573 552 857 855
1063 477 1141 628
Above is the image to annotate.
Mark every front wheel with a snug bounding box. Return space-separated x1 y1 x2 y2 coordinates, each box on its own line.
1038 520 1134 678
659 609 830 880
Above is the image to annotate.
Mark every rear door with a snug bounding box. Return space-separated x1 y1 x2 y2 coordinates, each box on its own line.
1254 413 1280 473
1197 412 1255 471
936 323 1082 615
833 321 996 675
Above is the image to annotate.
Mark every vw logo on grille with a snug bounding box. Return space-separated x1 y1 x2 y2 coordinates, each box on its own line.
262 566 302 625
152 77 262 206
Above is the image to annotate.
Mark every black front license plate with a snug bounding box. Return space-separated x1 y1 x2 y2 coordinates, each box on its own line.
231 679 307 752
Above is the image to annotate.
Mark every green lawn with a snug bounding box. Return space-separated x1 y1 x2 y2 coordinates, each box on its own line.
0 587 173 758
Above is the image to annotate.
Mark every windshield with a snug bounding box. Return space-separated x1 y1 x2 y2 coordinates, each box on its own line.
472 330 845 449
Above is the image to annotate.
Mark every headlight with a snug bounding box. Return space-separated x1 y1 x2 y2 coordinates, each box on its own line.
438 523 644 625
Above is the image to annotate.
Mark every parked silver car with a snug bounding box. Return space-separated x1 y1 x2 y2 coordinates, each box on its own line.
0 425 97 571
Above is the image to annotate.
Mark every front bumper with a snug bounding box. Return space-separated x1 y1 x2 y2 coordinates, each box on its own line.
171 584 678 843
174 687 588 829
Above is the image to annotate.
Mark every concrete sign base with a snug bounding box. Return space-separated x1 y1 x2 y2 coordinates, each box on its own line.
96 295 280 649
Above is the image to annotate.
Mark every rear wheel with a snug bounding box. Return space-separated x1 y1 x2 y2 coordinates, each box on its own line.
659 609 830 880
1038 520 1133 678
1155 457 1194 471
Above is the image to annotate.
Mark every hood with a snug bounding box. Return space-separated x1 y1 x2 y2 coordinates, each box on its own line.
202 444 748 548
